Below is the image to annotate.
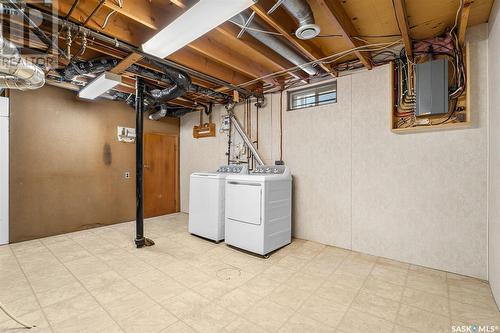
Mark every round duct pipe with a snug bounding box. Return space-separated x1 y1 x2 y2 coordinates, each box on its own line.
232 11 319 76
0 37 45 90
281 0 321 40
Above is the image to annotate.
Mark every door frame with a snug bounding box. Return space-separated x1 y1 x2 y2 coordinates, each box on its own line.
145 132 180 213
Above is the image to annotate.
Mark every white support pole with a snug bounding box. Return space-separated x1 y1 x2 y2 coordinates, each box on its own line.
0 96 9 245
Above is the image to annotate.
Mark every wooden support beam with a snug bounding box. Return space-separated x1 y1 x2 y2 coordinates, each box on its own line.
103 0 158 30
251 4 337 77
111 52 144 74
458 1 472 46
392 0 413 61
316 0 373 69
169 48 255 87
187 35 278 86
32 1 148 46
217 24 309 82
169 0 187 9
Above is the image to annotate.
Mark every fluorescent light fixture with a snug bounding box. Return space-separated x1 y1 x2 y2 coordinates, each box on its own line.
142 0 255 58
78 72 122 100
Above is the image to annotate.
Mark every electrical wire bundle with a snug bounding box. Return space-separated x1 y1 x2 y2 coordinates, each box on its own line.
394 0 467 128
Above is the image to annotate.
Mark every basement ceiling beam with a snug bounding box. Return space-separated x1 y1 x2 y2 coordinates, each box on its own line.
102 0 158 30
317 0 373 69
217 24 309 82
169 48 256 88
187 36 278 86
458 1 472 46
30 1 145 45
166 1 309 81
169 0 187 9
392 0 413 61
111 52 144 74
251 4 338 77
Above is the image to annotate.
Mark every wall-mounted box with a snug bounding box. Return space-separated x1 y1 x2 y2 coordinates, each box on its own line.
117 126 136 143
391 43 470 133
415 58 448 117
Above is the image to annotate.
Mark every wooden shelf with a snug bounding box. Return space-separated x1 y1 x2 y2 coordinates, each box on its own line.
391 43 471 134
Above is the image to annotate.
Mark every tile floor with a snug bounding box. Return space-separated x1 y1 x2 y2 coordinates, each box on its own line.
0 213 499 333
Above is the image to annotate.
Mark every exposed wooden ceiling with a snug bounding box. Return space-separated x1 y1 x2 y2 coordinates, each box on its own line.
13 0 495 106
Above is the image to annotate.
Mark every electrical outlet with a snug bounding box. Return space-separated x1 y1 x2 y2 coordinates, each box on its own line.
124 172 130 179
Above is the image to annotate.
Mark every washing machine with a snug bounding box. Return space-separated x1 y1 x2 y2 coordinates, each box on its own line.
189 165 247 242
224 165 292 255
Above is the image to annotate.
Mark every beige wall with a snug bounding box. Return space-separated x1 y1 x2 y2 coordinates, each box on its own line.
489 0 500 305
180 25 489 279
9 85 179 242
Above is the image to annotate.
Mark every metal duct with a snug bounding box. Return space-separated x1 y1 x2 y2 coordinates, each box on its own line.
281 0 321 40
15 5 250 97
60 57 194 119
0 37 45 90
61 58 118 81
108 91 194 119
226 103 265 166
149 105 168 120
232 11 318 76
149 105 194 119
60 57 229 103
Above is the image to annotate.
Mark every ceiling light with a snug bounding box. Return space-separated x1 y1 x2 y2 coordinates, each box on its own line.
142 0 255 58
78 72 122 100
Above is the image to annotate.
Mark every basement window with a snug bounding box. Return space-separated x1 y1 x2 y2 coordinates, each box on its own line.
288 81 337 111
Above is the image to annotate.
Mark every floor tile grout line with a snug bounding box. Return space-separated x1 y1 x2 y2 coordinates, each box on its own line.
275 249 353 331
8 245 56 333
90 218 247 333
203 243 324 332
332 256 385 331
75 227 198 332
38 239 131 332
8 214 499 333
56 221 222 333
37 236 147 332
391 262 410 333
447 273 455 327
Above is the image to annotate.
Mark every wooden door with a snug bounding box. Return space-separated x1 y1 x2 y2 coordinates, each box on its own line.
144 133 179 218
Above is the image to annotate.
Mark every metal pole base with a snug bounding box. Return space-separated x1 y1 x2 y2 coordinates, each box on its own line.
135 237 155 248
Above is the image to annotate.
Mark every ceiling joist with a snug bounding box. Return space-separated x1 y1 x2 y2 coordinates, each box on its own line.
187 36 278 86
317 0 373 69
102 0 158 30
111 52 144 74
458 1 472 46
392 0 414 61
251 4 338 77
217 24 309 82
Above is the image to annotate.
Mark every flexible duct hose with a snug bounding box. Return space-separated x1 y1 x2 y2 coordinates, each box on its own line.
0 37 45 90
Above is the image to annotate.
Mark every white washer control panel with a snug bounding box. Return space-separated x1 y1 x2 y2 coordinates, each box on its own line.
251 165 286 175
217 165 247 174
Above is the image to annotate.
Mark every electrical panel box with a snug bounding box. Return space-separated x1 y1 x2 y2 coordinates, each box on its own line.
416 58 448 117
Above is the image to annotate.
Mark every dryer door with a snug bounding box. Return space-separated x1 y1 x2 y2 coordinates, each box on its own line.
226 181 262 225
